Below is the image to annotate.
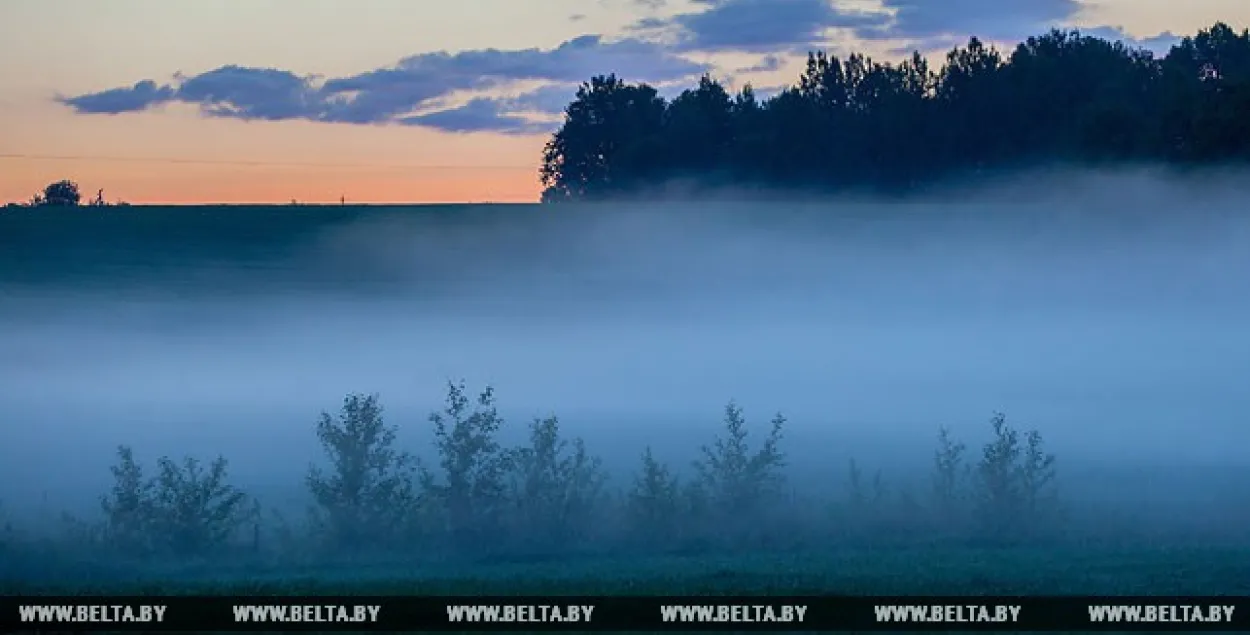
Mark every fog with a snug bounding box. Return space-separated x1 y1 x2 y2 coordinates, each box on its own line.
3 169 1250 524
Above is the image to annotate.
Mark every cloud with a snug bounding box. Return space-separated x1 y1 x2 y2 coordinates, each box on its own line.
750 84 787 101
631 0 1111 56
885 22 1184 59
735 54 785 74
58 80 176 114
176 66 324 121
860 0 1079 42
394 83 577 136
504 83 581 115
641 0 880 53
399 98 556 135
59 35 707 133
1079 26 1183 55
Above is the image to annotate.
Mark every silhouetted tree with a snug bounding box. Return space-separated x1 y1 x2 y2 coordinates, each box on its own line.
539 22 1250 200
1160 23 1250 160
627 447 680 543
507 415 606 551
307 394 417 549
974 413 1058 542
148 455 254 555
40 180 81 206
932 427 968 524
99 446 253 556
692 402 786 543
421 381 511 549
661 75 736 179
540 74 666 201
100 446 152 555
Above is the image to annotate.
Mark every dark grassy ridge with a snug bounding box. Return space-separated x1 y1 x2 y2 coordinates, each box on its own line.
0 204 534 290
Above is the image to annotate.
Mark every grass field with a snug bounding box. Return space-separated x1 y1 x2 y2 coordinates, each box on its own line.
8 545 1250 596
0 204 502 289
4 203 1247 635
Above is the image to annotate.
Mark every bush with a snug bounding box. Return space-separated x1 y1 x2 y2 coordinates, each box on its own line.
932 426 969 531
974 412 1058 542
71 387 1069 567
99 446 151 555
148 456 255 555
307 393 418 550
507 415 607 552
847 459 866 510
692 401 786 543
1020 428 1059 524
843 459 906 538
627 447 681 545
100 446 254 556
0 501 13 553
40 180 82 207
422 381 511 549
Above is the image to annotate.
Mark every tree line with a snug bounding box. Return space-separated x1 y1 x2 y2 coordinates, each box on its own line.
6 382 1060 563
540 22 1250 201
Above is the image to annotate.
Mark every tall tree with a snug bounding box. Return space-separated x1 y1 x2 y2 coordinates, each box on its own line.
1162 23 1250 159
662 74 735 180
40 180 81 206
540 74 667 201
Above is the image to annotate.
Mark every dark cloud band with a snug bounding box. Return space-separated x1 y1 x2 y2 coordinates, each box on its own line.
59 35 708 134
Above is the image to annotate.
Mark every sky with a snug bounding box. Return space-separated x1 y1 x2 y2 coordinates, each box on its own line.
0 0 1247 204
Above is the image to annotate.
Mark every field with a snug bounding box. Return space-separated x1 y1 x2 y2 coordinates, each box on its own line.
8 545 1250 596
0 204 510 290
3 202 1249 611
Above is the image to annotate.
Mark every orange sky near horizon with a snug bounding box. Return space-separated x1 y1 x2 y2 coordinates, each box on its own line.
2 105 547 204
2 0 1248 204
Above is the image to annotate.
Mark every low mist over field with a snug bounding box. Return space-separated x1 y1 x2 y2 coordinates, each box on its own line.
3 169 1250 532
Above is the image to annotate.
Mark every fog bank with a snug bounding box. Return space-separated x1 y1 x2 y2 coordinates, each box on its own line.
3 169 1250 517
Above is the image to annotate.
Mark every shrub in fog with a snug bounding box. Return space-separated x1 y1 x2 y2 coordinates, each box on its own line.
0 501 14 555
847 459 866 510
842 458 915 539
931 426 970 531
692 402 786 542
843 460 890 513
67 391 1073 566
870 468 889 507
307 393 418 549
975 412 1058 541
149 455 255 555
627 447 681 544
838 458 869 539
100 446 152 555
421 381 512 548
1020 428 1059 520
506 415 607 552
100 445 254 556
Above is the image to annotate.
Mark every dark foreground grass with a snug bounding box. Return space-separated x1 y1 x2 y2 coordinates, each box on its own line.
8 547 1240 635
8 545 1250 596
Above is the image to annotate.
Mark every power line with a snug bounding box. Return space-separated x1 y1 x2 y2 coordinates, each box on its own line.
0 152 535 171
